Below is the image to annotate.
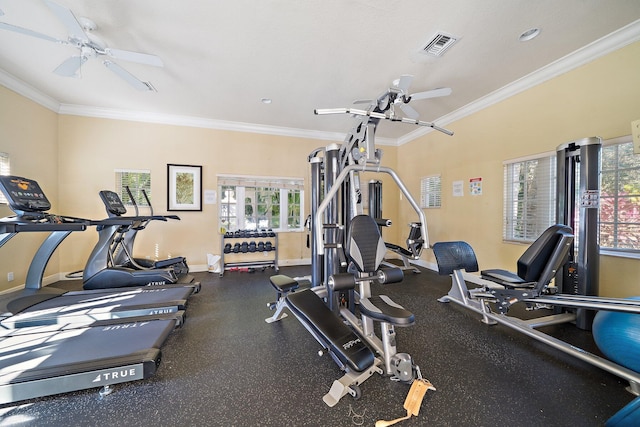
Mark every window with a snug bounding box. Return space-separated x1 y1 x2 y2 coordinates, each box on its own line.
503 153 556 242
420 175 441 208
115 169 151 206
0 152 10 205
218 175 304 232
600 138 640 252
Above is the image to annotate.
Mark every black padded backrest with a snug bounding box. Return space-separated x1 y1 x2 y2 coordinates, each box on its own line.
532 227 574 292
432 241 479 275
517 225 573 281
346 215 386 273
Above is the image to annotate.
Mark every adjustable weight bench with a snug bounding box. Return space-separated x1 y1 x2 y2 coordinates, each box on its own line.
285 289 382 407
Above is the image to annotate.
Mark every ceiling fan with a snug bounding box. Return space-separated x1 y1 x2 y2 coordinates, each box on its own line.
0 0 163 91
355 74 452 119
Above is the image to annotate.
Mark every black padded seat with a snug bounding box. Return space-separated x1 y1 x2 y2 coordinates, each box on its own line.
269 274 299 293
480 224 573 290
286 289 375 372
359 295 415 326
478 269 535 288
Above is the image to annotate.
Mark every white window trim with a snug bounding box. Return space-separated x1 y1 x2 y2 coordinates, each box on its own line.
420 174 441 209
218 174 304 232
599 135 640 257
0 152 10 205
115 169 151 206
503 153 556 243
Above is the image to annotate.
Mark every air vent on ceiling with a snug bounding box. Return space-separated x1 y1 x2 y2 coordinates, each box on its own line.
421 32 459 57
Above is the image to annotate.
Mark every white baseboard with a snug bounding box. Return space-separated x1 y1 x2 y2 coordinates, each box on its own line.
2 258 429 290
194 258 313 273
409 259 438 272
0 272 68 295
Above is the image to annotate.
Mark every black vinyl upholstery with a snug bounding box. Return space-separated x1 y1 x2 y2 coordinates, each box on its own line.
346 215 386 273
481 224 573 289
286 289 375 372
432 241 479 275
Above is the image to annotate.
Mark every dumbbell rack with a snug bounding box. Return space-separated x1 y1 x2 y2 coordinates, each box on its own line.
219 229 279 277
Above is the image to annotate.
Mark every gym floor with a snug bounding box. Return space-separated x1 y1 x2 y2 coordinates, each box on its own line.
0 264 634 426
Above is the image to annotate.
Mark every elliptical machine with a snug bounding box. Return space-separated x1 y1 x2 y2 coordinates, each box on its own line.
83 189 197 290
109 187 190 278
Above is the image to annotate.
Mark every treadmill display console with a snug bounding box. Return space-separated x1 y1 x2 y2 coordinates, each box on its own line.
0 175 51 213
99 190 127 216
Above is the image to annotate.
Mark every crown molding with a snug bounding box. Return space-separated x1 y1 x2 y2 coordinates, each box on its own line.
398 18 640 146
0 69 60 112
2 19 639 147
57 104 397 145
57 104 350 142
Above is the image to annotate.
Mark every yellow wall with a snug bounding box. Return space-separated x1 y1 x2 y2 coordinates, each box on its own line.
1 41 639 297
0 86 59 292
400 41 640 297
56 117 326 274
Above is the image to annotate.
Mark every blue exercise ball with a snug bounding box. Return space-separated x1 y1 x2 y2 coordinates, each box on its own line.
593 296 640 373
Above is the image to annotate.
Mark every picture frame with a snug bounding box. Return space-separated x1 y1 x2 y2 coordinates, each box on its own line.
167 164 202 211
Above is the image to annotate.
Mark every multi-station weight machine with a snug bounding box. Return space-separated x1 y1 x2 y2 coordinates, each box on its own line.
266 77 454 405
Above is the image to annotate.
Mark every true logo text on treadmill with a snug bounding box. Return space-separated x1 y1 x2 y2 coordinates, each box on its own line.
92 368 137 383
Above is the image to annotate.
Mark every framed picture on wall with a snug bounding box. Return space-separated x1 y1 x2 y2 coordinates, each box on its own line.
167 164 202 211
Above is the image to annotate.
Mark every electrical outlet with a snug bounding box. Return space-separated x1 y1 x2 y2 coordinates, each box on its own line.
7 272 13 281
632 119 640 154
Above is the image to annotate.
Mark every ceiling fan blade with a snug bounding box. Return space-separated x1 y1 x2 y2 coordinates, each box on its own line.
43 0 88 43
353 99 373 105
400 103 420 120
53 55 87 77
104 60 155 91
410 87 452 100
106 48 164 67
0 21 66 43
395 74 413 93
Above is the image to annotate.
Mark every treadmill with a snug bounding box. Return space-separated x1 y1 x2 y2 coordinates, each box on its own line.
0 175 192 329
82 190 200 291
0 176 183 404
0 316 176 404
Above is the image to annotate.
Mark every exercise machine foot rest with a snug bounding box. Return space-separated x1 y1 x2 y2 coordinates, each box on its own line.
154 257 187 269
269 275 299 294
359 295 415 326
286 289 375 372
607 395 640 427
322 359 383 407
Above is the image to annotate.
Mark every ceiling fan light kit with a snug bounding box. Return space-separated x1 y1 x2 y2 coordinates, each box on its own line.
0 0 163 91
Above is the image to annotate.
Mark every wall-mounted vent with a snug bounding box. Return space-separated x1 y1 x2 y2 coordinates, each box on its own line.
421 32 459 57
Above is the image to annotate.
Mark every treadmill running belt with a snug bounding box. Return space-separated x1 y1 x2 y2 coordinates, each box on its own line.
0 318 175 404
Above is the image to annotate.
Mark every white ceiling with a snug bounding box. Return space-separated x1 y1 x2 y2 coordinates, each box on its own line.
1 0 640 143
